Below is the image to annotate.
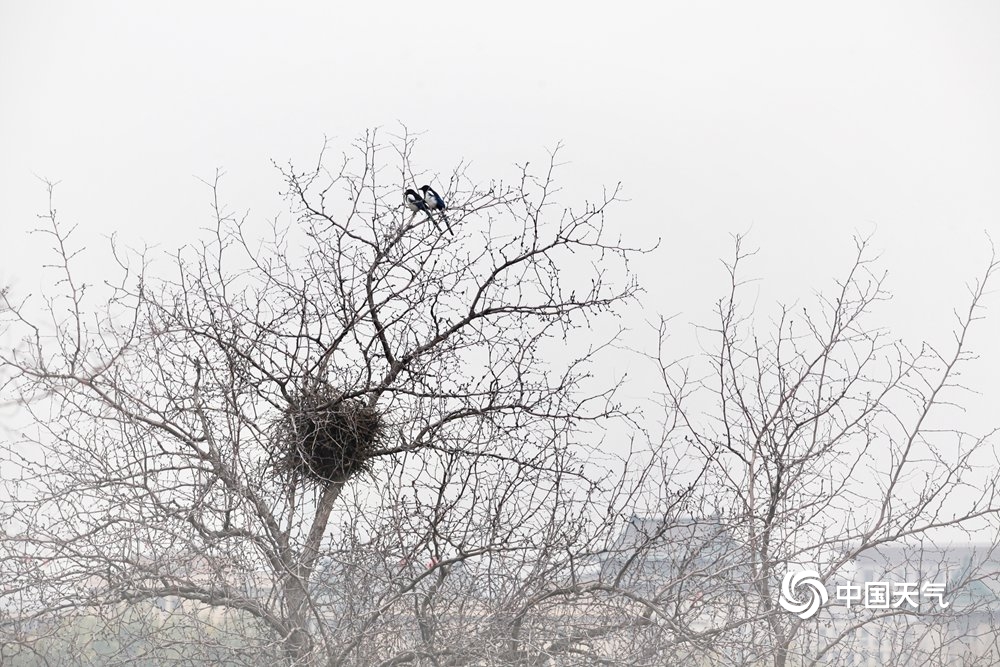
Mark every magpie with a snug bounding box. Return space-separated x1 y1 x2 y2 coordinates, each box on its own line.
404 188 429 216
420 185 454 235
404 188 438 230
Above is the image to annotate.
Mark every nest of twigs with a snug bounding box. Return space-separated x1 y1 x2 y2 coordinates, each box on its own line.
272 382 383 486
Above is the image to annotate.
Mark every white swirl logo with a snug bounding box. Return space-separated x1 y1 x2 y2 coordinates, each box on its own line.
778 570 828 619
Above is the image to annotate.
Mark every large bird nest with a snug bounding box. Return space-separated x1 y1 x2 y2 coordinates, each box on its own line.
271 382 383 486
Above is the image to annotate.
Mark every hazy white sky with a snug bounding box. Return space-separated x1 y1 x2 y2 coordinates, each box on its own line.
2 1 999 421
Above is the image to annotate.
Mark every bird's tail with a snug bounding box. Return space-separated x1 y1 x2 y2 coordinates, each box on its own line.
440 211 454 236
425 210 442 232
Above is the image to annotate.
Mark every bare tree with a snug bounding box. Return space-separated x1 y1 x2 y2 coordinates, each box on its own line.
3 133 1000 667
0 131 642 666
595 235 1000 666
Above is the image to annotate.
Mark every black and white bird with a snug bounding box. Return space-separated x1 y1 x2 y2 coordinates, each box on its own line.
420 185 453 235
404 188 429 218
404 188 438 232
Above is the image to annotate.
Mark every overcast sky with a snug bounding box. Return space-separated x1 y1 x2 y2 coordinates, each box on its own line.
2 1 999 427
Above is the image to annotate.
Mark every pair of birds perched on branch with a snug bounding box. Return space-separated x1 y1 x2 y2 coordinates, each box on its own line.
404 185 453 235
